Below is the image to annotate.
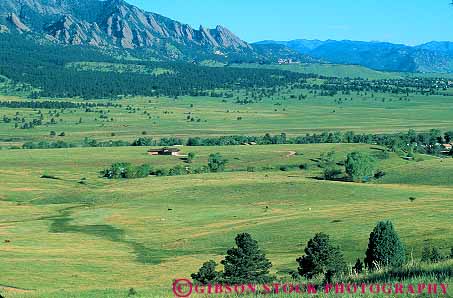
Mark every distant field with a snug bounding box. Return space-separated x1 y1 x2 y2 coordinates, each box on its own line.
0 144 452 297
232 63 402 80
1 91 453 145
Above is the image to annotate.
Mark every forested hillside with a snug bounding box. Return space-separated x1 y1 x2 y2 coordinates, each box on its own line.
0 34 306 99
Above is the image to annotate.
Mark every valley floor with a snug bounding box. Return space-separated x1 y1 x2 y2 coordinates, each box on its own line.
0 144 452 297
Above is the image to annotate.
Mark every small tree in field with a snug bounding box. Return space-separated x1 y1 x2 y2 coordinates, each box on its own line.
221 233 272 284
365 221 405 270
430 247 444 263
191 260 220 285
450 247 453 259
187 152 196 163
296 233 347 279
421 245 432 263
208 153 228 172
345 152 376 182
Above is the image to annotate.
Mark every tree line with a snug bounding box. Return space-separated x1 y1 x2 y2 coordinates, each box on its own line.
0 34 307 99
19 130 453 158
191 221 453 285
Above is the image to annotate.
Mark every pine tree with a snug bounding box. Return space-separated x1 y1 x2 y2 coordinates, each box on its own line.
221 233 272 284
430 247 443 263
296 233 347 279
450 247 453 259
365 221 406 270
421 245 432 263
191 260 220 285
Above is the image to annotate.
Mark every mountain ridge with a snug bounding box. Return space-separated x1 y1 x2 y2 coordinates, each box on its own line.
255 39 453 73
0 0 307 63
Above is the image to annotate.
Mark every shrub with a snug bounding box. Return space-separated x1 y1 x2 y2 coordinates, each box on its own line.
128 288 138 297
299 163 310 170
365 221 405 270
102 163 151 179
187 152 196 163
280 165 290 171
191 260 220 285
430 247 444 263
324 166 342 180
296 233 348 279
168 165 186 176
154 168 169 177
208 153 228 173
345 152 377 182
374 170 386 179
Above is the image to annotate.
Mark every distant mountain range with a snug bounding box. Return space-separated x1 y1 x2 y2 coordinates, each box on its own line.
0 0 309 63
1 0 453 72
255 39 453 73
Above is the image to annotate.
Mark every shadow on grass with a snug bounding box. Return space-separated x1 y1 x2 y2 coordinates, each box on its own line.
47 206 196 265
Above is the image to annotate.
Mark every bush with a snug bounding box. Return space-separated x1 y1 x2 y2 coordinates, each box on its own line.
102 163 151 179
168 165 186 176
422 245 444 263
296 233 348 280
299 163 310 170
208 153 228 173
187 152 196 163
324 166 342 180
280 165 290 172
345 152 377 182
365 221 405 270
374 170 386 179
191 260 220 285
246 166 256 172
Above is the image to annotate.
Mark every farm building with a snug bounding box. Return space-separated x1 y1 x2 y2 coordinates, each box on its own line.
148 148 181 156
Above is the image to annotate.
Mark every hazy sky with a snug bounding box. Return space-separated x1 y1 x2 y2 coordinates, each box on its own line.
127 0 453 45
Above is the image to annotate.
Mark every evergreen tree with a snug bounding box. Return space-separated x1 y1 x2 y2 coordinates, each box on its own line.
221 233 272 284
365 221 405 270
430 247 443 263
450 247 453 259
191 260 220 285
421 245 432 263
296 233 347 279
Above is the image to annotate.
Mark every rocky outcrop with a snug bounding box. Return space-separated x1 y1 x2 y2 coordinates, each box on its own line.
44 15 105 46
0 0 303 62
0 25 9 33
0 0 253 52
7 13 31 32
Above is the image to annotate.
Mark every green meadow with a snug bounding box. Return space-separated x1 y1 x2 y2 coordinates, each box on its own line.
1 91 453 145
1 62 453 298
0 144 452 297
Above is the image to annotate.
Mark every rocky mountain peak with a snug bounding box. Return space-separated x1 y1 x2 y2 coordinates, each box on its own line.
0 0 301 62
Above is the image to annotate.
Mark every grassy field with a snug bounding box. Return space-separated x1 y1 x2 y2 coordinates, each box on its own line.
0 144 452 297
232 63 403 80
1 91 453 145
